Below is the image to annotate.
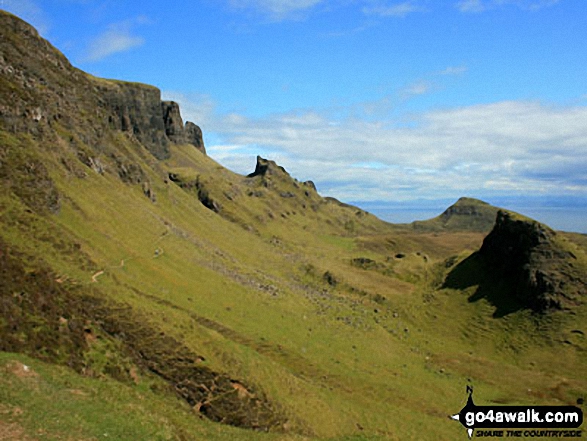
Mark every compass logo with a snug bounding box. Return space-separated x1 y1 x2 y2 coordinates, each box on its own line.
450 386 583 439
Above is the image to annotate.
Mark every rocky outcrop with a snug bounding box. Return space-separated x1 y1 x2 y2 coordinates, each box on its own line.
185 121 206 154
168 173 220 212
161 101 184 142
161 101 206 154
443 210 586 315
478 211 585 312
247 156 289 178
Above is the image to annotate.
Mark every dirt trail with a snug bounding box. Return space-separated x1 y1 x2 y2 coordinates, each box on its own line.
91 260 123 282
90 222 170 283
91 270 104 283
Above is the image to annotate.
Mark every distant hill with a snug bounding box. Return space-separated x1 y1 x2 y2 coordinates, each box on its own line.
412 197 500 232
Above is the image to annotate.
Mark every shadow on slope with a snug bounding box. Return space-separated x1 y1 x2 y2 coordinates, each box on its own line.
443 210 587 318
443 252 527 318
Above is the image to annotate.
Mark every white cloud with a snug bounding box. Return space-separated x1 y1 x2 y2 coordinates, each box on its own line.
228 0 325 21
84 20 145 62
362 1 428 17
166 92 587 203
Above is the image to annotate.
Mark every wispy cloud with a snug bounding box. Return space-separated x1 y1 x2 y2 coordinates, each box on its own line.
437 65 468 76
522 0 561 11
456 0 561 13
228 0 325 21
400 80 432 98
84 19 145 62
169 93 587 203
362 1 428 18
501 0 562 10
456 0 486 13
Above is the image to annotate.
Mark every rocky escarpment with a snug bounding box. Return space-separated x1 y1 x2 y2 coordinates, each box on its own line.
247 156 289 178
161 101 206 154
478 211 585 312
100 82 171 159
247 156 316 190
0 11 205 161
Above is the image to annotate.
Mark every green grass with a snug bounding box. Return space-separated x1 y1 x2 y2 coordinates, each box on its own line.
2 131 586 439
0 353 310 441
1 24 586 438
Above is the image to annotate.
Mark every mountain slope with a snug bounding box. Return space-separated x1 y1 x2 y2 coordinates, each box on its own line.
412 197 500 232
1 10 586 441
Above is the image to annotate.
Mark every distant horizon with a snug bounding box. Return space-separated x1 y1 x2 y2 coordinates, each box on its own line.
351 194 587 233
2 1 586 232
365 203 587 234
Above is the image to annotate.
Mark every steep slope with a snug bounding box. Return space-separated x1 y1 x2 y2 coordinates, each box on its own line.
0 10 444 438
1 11 586 441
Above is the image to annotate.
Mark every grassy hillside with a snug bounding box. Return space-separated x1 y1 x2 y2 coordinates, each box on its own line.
411 197 500 233
0 10 585 441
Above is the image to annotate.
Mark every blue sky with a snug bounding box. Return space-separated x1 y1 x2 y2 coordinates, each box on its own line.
4 0 587 231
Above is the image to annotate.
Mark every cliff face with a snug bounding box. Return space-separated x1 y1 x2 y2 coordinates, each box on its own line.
161 101 206 154
478 211 585 312
101 83 171 159
0 11 204 161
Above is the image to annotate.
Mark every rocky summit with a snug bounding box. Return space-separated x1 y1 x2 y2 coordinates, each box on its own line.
0 10 586 441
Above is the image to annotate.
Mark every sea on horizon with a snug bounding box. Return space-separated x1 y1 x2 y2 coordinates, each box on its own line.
370 206 587 235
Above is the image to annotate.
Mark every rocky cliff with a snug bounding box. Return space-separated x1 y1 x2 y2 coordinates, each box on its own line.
161 101 206 154
0 11 205 161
